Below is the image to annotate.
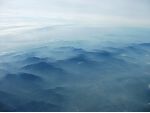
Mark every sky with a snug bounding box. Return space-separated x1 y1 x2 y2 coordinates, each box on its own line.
0 0 150 55
0 0 150 27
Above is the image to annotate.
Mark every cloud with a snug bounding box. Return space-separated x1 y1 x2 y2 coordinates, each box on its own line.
0 0 150 27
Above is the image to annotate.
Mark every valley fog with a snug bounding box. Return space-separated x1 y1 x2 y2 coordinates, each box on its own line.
0 25 150 111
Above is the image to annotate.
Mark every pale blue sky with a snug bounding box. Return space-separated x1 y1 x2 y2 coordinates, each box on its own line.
0 0 150 27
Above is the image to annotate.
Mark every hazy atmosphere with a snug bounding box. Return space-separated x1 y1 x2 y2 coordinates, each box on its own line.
0 0 150 27
0 0 150 112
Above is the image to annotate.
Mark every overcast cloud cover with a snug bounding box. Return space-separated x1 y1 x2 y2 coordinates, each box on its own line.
0 0 150 27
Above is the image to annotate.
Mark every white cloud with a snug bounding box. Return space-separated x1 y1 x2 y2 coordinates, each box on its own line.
0 0 150 27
